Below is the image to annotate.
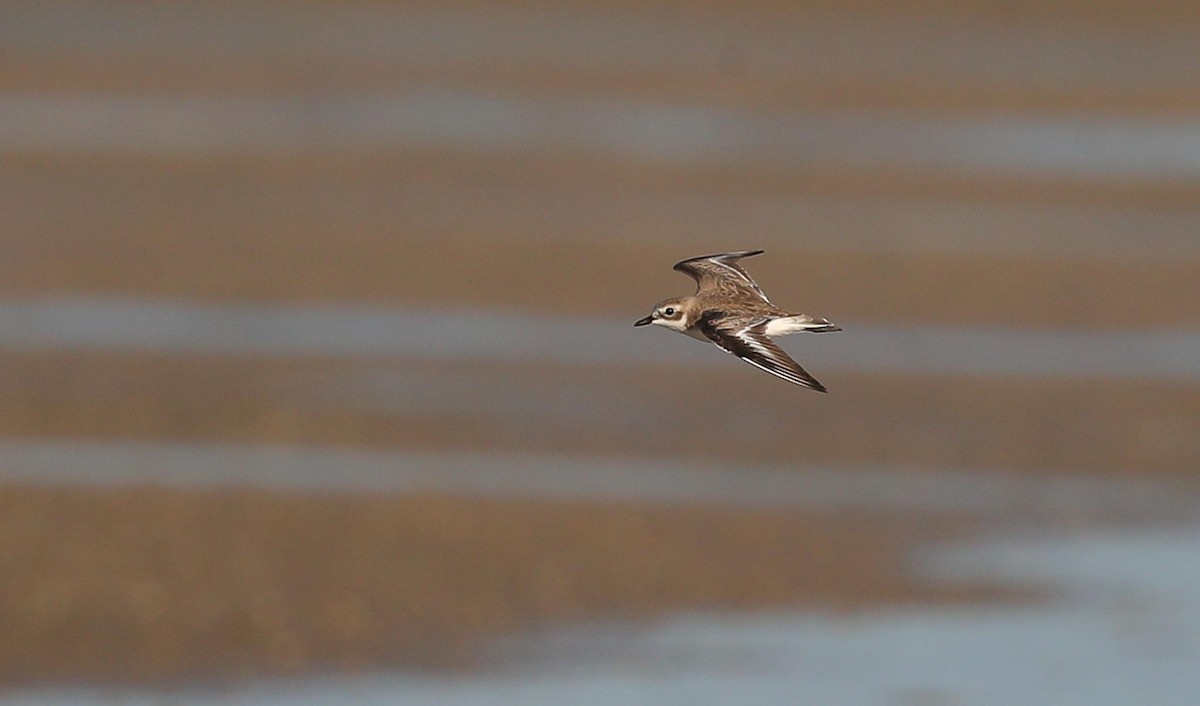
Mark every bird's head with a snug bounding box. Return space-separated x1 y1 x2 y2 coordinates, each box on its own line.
634 298 691 332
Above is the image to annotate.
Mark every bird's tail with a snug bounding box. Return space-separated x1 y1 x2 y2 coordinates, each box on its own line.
804 318 841 334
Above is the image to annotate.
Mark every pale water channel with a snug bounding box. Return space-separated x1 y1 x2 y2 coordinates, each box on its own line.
8 91 1200 181
3 297 1199 380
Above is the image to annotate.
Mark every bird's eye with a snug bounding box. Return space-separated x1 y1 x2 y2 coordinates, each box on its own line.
664 307 675 316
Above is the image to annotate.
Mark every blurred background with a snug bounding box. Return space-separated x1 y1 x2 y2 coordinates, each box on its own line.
2 1 1200 703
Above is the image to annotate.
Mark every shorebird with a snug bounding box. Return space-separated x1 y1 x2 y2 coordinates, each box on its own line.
634 250 840 392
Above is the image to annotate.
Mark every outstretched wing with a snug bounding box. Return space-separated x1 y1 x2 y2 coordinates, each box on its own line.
701 317 827 392
673 250 770 302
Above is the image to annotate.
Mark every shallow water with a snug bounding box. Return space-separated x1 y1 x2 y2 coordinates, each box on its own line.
0 438 1193 523
6 525 1199 706
7 91 1200 180
2 297 1198 380
2 431 1197 706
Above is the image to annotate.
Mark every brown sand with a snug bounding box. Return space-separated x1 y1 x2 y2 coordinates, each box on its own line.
2 352 1197 479
8 0 1200 116
0 484 1001 687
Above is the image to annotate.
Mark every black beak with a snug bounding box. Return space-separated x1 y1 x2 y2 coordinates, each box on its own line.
633 315 653 327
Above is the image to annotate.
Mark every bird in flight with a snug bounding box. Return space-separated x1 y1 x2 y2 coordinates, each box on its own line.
634 250 841 392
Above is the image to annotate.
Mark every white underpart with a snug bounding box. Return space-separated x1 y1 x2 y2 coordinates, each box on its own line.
651 317 692 335
737 330 777 357
763 315 826 337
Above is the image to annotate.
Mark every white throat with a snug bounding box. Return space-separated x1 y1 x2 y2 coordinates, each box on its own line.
652 317 690 334
653 317 708 340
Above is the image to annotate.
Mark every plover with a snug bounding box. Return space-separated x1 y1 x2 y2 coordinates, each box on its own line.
634 250 841 392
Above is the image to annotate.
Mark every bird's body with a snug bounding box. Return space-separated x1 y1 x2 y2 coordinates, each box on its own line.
634 250 840 392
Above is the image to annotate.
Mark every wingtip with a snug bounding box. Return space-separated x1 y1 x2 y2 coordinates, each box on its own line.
673 249 765 268
804 379 828 393
723 248 765 259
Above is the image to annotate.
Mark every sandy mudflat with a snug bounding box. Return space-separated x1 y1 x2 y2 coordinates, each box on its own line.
3 0 1198 690
0 483 1002 686
4 155 1200 330
0 352 1196 479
